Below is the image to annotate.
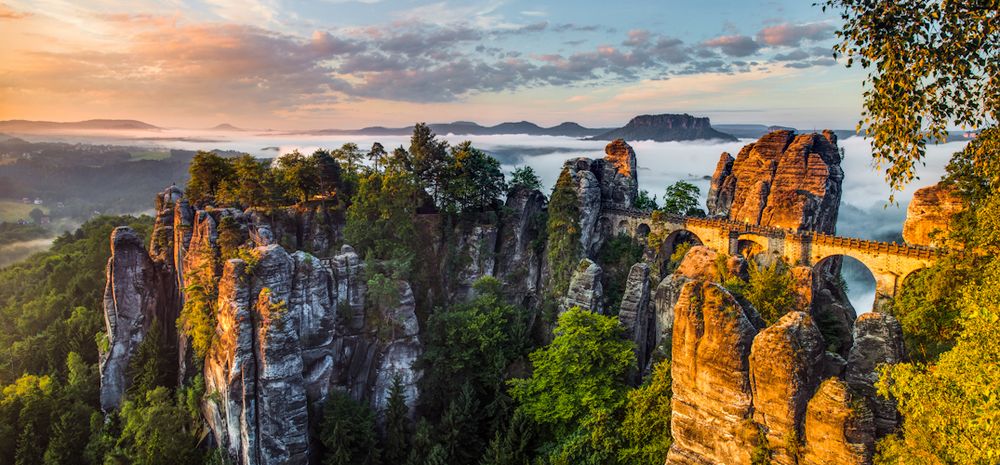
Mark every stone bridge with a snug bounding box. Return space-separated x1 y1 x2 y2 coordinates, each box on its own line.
601 205 938 310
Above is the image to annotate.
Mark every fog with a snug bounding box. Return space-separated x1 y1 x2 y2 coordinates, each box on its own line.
0 238 55 268
8 129 971 312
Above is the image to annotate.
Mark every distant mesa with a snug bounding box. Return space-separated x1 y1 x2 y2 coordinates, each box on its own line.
0 119 161 133
588 113 738 142
210 123 246 131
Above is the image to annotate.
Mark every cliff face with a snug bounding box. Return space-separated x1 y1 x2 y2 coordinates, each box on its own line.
561 139 639 255
592 114 738 142
707 130 843 233
902 182 963 247
100 181 551 464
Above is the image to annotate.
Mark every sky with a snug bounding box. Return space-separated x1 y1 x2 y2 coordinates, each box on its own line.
0 0 868 130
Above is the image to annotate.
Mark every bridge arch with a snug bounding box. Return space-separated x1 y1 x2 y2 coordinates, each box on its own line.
656 228 704 277
736 233 769 260
812 253 883 313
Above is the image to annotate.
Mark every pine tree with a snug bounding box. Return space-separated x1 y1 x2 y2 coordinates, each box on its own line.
382 374 412 464
479 411 534 465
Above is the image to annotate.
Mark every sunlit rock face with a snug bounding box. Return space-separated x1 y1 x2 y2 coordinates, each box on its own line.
802 378 875 465
902 182 963 247
706 129 843 234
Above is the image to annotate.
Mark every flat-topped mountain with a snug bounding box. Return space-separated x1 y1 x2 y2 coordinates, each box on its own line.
589 113 738 142
310 120 615 137
0 119 161 132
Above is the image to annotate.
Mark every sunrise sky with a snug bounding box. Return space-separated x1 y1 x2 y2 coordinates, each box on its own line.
0 0 866 130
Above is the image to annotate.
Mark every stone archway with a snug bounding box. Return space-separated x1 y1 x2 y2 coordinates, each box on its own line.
657 228 704 278
813 254 880 314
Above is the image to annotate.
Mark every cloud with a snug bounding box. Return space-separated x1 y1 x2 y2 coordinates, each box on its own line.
0 2 28 19
757 22 834 46
701 35 761 57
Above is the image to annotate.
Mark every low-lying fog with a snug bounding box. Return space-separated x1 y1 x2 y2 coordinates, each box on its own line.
10 128 972 313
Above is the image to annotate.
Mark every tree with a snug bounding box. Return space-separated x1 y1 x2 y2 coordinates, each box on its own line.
446 141 506 213
409 123 452 207
873 129 1000 465
382 375 411 465
320 390 381 465
334 142 364 174
724 259 797 326
43 401 94 465
29 207 44 224
824 0 998 196
125 321 175 398
312 149 343 199
547 170 581 295
661 181 701 216
509 307 635 437
274 150 320 203
617 360 673 465
418 277 528 428
508 166 541 193
185 151 234 206
368 142 388 174
344 170 419 266
116 387 202 465
480 411 535 465
633 190 658 211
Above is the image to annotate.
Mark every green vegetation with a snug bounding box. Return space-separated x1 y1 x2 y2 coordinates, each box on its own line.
824 0 997 197
546 170 582 296
633 190 658 211
510 307 634 437
722 259 797 326
597 233 646 314
319 390 381 465
0 221 48 247
660 181 702 216
508 166 542 193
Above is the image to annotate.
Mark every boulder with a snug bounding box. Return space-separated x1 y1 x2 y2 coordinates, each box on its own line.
749 312 827 465
846 313 907 437
563 258 603 313
902 182 963 247
802 378 875 465
667 281 760 465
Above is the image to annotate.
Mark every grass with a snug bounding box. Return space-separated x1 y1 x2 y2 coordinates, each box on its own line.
129 150 171 161
0 200 49 222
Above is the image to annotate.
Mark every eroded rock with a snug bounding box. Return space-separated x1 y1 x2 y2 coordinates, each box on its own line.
802 378 875 465
563 258 603 313
902 182 963 247
846 312 906 437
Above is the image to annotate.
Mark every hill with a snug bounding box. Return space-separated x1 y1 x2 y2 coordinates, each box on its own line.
0 119 160 133
589 113 738 142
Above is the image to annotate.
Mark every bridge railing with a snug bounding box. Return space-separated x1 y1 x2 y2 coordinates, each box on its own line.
603 204 938 259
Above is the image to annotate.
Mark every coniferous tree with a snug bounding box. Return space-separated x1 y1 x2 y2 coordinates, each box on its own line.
320 390 381 465
382 374 412 464
479 411 535 465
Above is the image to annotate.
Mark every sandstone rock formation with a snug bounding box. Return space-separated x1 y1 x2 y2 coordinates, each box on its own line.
99 226 162 411
706 130 843 234
563 258 603 313
667 281 761 465
495 186 547 308
561 139 639 254
618 262 652 376
902 182 963 247
802 378 875 465
847 312 907 437
749 312 826 465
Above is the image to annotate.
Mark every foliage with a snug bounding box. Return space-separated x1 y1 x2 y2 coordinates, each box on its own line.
186 151 236 207
368 142 388 173
382 375 412 465
177 265 218 361
320 390 381 465
509 307 635 437
873 129 1000 465
126 321 176 398
546 170 581 295
479 411 536 465
409 123 452 206
724 259 796 326
418 276 529 440
446 141 507 213
344 170 419 269
663 241 694 275
115 387 202 465
508 166 542 193
596 233 645 315
616 360 673 465
217 155 275 209
824 0 998 196
661 181 701 216
633 190 658 211
0 222 47 247
0 215 152 383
